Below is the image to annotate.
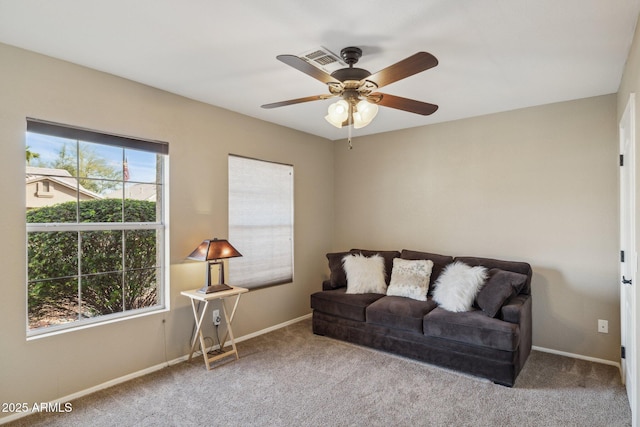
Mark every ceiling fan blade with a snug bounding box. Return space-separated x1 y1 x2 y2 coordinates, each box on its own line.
261 94 334 109
276 55 342 85
372 93 438 115
364 52 438 89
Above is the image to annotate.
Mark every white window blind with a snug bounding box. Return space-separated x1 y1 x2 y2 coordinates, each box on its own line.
228 155 294 288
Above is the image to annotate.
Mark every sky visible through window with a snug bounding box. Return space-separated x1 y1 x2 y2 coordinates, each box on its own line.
27 132 158 190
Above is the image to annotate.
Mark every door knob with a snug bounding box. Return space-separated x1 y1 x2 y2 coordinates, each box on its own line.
622 276 633 285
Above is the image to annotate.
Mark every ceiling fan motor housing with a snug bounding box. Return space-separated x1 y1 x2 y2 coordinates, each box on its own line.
340 46 363 65
333 46 372 84
330 67 371 83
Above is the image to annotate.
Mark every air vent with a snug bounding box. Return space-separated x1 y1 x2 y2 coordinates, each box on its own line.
298 47 346 73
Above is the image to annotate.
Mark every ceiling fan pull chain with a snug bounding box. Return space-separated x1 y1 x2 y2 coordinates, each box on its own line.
348 104 353 149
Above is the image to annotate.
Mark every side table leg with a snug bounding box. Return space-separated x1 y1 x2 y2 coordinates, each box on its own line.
220 302 238 360
188 300 202 359
188 299 211 369
219 293 243 360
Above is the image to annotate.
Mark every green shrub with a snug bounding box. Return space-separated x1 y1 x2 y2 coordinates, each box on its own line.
27 199 158 327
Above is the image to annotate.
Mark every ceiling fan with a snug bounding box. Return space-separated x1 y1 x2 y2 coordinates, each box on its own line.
261 47 439 129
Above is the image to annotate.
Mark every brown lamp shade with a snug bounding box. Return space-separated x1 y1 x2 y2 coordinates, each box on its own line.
187 238 242 261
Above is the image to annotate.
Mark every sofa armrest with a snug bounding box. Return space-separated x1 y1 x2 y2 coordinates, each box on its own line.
501 293 532 373
500 294 529 324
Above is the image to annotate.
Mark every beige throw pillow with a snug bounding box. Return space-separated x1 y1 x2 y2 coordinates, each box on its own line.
386 258 434 301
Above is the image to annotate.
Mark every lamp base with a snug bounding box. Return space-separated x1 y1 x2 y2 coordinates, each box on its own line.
197 283 232 294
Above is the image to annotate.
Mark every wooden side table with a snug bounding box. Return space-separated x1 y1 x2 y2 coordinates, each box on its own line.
181 286 249 370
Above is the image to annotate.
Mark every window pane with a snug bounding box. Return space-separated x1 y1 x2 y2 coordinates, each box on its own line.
27 200 79 223
26 134 80 221
28 231 78 280
124 182 158 202
125 229 158 269
78 178 120 200
79 195 124 223
124 149 159 184
103 182 125 200
123 198 157 223
28 277 79 330
77 141 123 181
124 267 159 310
81 272 123 316
26 132 77 170
81 230 123 274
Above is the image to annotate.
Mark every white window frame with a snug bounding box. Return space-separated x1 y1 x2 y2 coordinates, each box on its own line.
25 118 169 339
228 154 294 289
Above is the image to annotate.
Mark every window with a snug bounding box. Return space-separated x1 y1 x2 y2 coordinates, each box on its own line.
228 155 294 288
25 118 168 337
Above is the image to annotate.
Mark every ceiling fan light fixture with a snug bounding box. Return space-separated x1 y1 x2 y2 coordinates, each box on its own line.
353 100 379 128
325 99 349 128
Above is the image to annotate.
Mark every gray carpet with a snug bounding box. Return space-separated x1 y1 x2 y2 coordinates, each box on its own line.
5 318 631 426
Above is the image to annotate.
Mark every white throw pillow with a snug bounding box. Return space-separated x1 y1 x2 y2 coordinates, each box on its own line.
433 261 488 312
387 258 434 301
343 254 387 294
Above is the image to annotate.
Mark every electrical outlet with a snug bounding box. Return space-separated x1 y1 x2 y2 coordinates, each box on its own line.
212 309 221 326
598 319 608 334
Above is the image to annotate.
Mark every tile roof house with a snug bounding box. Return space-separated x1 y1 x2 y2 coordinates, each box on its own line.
25 166 101 209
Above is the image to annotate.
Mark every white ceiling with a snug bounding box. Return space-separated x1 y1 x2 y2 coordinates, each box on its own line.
0 0 639 141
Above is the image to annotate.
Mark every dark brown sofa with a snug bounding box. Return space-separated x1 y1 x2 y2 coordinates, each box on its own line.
310 249 532 387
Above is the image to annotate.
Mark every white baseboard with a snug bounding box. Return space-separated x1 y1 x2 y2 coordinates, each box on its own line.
532 345 621 370
0 362 170 425
230 313 312 346
176 313 313 361
0 313 312 426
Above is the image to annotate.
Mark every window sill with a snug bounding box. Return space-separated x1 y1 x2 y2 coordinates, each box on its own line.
26 305 169 341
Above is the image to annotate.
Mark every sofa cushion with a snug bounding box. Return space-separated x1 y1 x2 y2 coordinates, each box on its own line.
400 249 454 285
423 307 520 351
343 253 387 294
476 269 528 317
387 258 434 301
367 296 437 333
326 251 353 289
351 249 401 285
311 289 385 322
432 262 487 312
454 256 532 295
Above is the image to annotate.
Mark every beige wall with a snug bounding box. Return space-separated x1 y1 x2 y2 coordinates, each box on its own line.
0 43 334 418
332 94 620 361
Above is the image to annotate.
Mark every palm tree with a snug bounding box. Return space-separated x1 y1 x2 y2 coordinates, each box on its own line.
26 146 40 165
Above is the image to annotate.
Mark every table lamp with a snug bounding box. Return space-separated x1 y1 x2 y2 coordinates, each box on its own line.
187 238 242 293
